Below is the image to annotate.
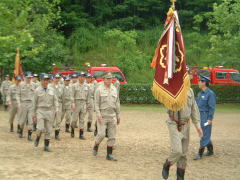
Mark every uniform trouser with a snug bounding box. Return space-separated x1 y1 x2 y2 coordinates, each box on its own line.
61 108 72 125
36 109 54 139
9 102 18 124
95 116 117 147
200 112 212 147
87 99 94 123
166 120 190 169
19 101 33 130
71 100 86 129
2 93 7 105
53 102 62 130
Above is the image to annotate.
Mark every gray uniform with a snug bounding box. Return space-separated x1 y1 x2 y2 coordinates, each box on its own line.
1 80 12 106
48 83 64 130
86 82 95 123
166 88 200 169
71 82 90 130
6 84 20 124
94 83 120 147
16 82 35 130
61 85 72 125
33 87 59 139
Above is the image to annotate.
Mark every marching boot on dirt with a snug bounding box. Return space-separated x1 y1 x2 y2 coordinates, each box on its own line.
16 73 35 140
48 73 64 140
1 75 12 111
32 74 59 152
70 72 90 140
6 76 22 132
194 75 216 160
162 89 203 180
86 73 95 132
92 73 120 161
61 76 72 133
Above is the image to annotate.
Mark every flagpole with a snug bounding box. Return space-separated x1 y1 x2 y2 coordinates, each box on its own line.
170 0 176 10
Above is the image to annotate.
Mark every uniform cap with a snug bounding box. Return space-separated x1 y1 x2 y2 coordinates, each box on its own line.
15 75 22 81
199 75 211 83
63 76 71 81
26 72 33 78
78 71 86 77
40 73 50 80
33 73 38 77
103 72 113 79
53 73 61 78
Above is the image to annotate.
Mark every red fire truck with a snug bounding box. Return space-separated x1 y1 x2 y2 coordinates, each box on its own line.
190 66 240 85
50 64 127 84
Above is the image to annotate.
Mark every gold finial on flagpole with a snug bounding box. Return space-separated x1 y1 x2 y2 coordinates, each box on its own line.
170 0 176 10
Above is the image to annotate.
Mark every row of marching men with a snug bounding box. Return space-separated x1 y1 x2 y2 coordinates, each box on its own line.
2 71 121 161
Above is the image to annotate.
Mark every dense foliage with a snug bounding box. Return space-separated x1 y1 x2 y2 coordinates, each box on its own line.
119 84 240 104
0 0 240 83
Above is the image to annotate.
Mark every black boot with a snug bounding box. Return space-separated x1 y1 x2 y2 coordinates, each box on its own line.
106 146 117 161
44 139 52 152
17 124 20 133
105 128 108 138
205 144 214 156
71 127 75 138
87 122 92 132
92 144 99 156
55 130 60 140
33 124 37 131
27 130 33 141
18 128 23 138
194 147 205 160
34 134 41 147
177 168 185 180
94 124 98 136
10 123 13 132
65 124 70 133
79 129 86 140
162 160 171 179
4 105 8 111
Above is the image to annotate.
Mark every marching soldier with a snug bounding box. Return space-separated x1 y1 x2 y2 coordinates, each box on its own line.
61 76 72 133
1 75 12 111
33 74 59 152
6 76 22 132
86 73 94 132
17 73 35 140
70 72 90 139
92 72 120 161
32 74 40 89
48 73 64 140
194 75 216 160
162 88 203 180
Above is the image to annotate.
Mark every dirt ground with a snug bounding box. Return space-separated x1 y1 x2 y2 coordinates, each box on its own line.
0 105 240 180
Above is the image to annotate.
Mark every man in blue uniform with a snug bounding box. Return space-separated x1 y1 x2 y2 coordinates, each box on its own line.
194 75 216 160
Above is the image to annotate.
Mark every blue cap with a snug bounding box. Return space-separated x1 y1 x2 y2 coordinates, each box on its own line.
53 73 61 78
63 76 71 81
199 75 211 83
26 72 33 78
93 75 97 79
86 73 92 78
40 73 50 80
71 73 78 78
78 71 86 77
15 75 22 81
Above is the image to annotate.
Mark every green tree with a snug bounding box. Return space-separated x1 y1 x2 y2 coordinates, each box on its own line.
0 0 67 75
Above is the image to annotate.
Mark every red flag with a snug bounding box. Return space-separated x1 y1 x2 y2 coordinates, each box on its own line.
151 7 190 111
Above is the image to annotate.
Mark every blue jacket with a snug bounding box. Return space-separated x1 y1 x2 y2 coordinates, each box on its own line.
196 88 216 121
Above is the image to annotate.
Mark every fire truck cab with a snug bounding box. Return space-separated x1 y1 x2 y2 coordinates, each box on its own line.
191 66 240 85
87 65 127 84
